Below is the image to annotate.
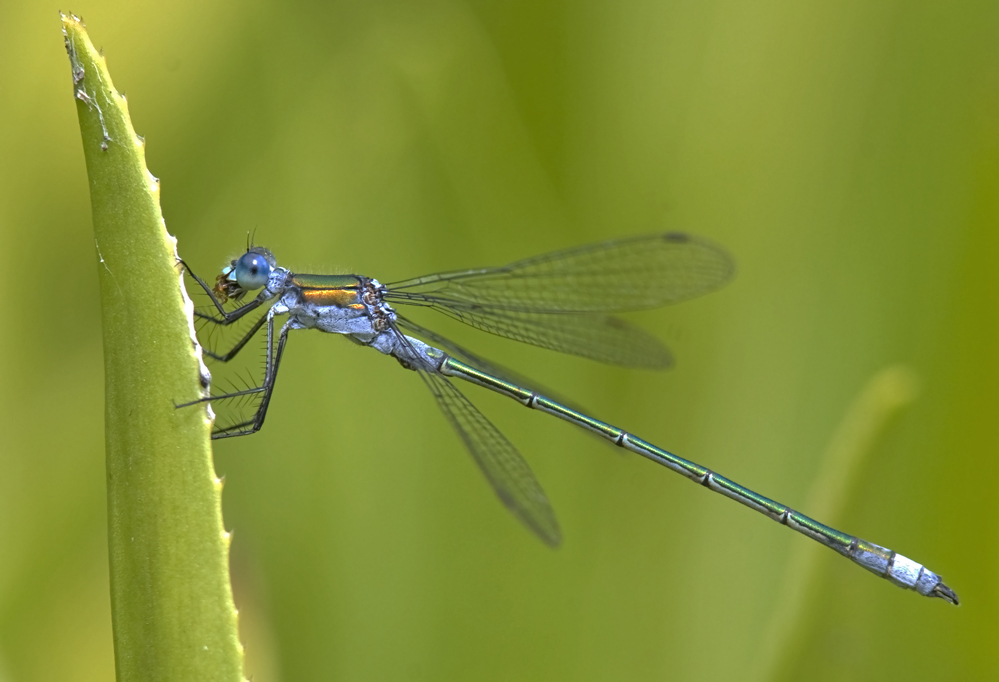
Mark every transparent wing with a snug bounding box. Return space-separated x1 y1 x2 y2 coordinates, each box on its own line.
387 232 734 314
397 315 607 408
419 369 562 547
397 304 672 369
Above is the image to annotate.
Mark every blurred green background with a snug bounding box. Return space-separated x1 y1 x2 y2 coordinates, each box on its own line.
1 1 996 680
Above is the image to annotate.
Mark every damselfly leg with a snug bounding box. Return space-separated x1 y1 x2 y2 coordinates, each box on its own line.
178 260 291 437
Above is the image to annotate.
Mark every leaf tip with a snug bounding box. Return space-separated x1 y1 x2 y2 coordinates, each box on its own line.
60 11 85 33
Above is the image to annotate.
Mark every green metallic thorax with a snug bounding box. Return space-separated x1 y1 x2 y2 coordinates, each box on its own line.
291 274 361 289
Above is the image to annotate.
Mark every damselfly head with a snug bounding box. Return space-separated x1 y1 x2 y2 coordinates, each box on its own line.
213 247 276 303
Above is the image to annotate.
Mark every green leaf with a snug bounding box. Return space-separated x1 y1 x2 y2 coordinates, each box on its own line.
62 14 244 682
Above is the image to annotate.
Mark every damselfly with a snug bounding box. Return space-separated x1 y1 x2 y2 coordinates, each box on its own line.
179 233 957 604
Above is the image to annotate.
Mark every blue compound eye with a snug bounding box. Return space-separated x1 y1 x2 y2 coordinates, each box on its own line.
234 251 271 290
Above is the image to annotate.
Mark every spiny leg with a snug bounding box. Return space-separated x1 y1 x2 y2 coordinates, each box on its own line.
176 308 293 439
173 306 276 413
202 307 270 362
212 311 292 439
